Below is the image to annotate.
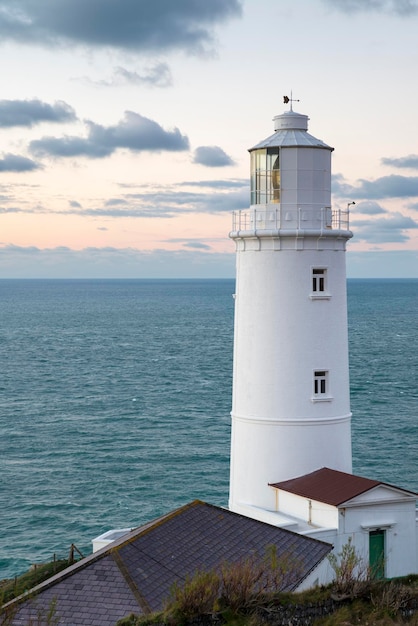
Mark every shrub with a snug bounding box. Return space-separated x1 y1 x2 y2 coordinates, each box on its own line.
371 580 413 616
164 546 303 620
165 569 220 620
327 537 371 598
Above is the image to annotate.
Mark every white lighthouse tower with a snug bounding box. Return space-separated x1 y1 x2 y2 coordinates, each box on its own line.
229 100 353 518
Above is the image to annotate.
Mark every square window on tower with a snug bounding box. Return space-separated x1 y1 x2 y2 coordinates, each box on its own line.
312 370 332 402
310 268 330 300
314 370 327 395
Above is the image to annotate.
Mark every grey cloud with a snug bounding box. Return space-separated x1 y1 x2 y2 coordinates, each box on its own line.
179 179 247 189
95 64 173 88
193 146 235 167
182 241 212 250
381 154 418 169
104 198 129 207
30 111 189 159
351 212 418 243
0 0 242 53
321 0 418 15
30 135 108 158
0 183 247 219
166 238 214 250
0 99 76 128
333 174 418 199
123 186 248 217
0 153 41 172
0 203 49 213
353 201 387 215
0 206 28 213
64 186 247 219
408 201 418 212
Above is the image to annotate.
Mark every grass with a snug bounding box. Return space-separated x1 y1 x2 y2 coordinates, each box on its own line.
0 559 74 605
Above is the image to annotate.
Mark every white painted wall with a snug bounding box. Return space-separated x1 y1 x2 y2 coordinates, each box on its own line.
229 240 352 511
280 147 331 221
342 499 417 578
275 491 340 529
281 488 418 581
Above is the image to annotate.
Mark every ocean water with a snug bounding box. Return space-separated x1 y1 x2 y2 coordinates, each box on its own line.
0 278 417 580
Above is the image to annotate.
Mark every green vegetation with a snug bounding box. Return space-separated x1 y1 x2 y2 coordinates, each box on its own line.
116 540 418 626
117 576 418 626
0 559 74 605
315 576 418 625
2 542 418 625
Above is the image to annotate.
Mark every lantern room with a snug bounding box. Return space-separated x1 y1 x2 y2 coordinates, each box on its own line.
238 108 343 233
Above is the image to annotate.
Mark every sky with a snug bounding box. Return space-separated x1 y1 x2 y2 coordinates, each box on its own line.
0 0 418 278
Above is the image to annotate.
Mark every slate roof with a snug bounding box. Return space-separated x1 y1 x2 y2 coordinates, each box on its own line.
270 467 418 507
251 129 332 150
3 500 331 626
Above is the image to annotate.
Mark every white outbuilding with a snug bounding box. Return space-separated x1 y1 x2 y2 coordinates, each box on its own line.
270 467 418 581
228 99 418 581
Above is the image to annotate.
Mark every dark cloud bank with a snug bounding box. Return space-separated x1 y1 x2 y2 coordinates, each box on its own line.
0 154 40 172
30 111 190 158
333 173 418 200
193 146 235 167
0 99 76 128
0 0 242 52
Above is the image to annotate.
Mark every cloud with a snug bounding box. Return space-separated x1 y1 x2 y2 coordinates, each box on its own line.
121 186 248 217
88 64 172 88
0 206 28 213
0 201 49 213
351 212 418 243
381 154 418 169
29 111 189 159
179 179 247 189
193 146 235 167
0 245 235 278
333 173 418 199
104 198 129 207
408 201 418 212
353 201 387 215
0 183 248 219
83 186 247 219
41 183 248 219
0 0 243 53
166 238 213 250
182 241 211 250
321 0 418 15
0 153 41 172
0 99 76 128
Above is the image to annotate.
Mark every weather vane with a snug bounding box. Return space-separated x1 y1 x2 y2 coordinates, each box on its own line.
283 91 300 111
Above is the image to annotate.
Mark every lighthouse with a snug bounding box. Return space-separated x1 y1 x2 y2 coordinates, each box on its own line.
229 100 353 518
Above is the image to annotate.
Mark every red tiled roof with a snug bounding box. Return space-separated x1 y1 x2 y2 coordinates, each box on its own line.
269 467 416 506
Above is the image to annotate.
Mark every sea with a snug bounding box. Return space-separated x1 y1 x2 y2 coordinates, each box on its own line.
0 278 417 580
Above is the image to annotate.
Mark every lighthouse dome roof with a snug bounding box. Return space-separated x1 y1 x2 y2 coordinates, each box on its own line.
250 109 333 151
